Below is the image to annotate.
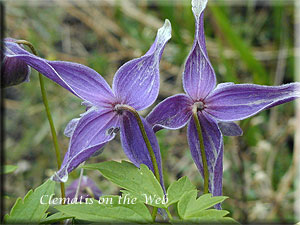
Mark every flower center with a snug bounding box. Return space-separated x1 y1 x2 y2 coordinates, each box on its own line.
114 103 124 115
194 101 205 111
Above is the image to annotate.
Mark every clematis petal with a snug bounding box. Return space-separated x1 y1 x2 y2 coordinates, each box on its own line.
218 121 243 136
187 111 223 202
52 108 119 182
112 20 172 111
120 111 164 189
183 0 216 100
5 41 115 108
205 82 300 121
146 94 193 132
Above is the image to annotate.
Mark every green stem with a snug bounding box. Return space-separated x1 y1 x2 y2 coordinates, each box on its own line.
192 106 209 194
165 208 173 220
115 104 160 221
151 207 158 221
15 40 66 201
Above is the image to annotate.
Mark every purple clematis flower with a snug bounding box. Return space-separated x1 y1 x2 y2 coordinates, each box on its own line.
1 38 30 88
65 176 102 201
5 20 172 184
146 0 300 203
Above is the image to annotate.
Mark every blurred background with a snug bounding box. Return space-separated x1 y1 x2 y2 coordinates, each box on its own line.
4 0 299 223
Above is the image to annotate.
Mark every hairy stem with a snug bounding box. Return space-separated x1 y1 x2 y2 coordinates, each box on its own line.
115 104 160 220
192 106 209 194
15 40 65 201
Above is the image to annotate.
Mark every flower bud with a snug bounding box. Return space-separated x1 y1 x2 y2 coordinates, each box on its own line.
1 38 30 88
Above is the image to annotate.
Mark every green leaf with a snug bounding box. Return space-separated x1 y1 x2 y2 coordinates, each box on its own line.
3 165 18 174
4 179 55 223
84 161 165 208
40 212 73 224
55 195 152 223
178 190 230 221
187 208 229 218
189 216 239 224
166 176 196 207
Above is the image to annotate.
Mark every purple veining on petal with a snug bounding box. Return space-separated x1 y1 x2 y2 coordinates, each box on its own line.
120 111 165 190
192 0 208 56
182 0 216 101
205 82 300 121
5 41 115 107
146 94 193 132
52 108 120 182
112 20 171 111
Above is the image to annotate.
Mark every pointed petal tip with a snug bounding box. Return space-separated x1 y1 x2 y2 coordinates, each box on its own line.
51 170 68 183
206 82 300 122
156 19 172 47
112 19 171 111
162 19 172 34
191 0 208 19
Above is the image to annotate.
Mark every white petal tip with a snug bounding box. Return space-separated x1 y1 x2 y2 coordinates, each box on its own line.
191 0 207 19
157 19 172 44
50 171 68 183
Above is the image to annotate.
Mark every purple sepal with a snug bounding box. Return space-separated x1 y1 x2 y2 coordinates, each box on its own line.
52 108 119 182
112 20 171 111
187 111 223 203
218 122 243 136
5 41 115 107
205 82 300 121
213 145 223 209
146 94 193 132
183 0 216 100
120 111 165 190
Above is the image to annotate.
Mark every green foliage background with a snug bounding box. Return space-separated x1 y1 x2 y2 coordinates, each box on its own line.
4 0 298 223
